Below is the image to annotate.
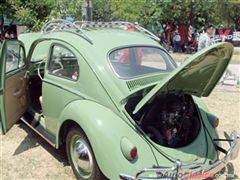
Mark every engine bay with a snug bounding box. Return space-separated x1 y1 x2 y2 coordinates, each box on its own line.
125 93 201 148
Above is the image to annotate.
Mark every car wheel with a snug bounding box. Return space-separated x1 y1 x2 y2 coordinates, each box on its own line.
66 126 105 180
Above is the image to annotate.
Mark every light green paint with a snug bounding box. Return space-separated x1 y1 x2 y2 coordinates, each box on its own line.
133 42 234 114
0 28 232 179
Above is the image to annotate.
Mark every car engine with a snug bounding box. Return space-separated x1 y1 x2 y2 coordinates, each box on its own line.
126 93 201 148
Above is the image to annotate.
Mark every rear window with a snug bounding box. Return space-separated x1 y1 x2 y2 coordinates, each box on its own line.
109 47 175 79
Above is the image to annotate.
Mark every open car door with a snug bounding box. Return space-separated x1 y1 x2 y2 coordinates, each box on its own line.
0 40 28 134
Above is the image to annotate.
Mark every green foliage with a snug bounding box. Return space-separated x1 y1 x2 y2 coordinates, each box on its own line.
92 0 111 21
14 0 55 31
92 0 240 30
139 0 161 25
0 0 55 32
110 0 145 22
92 0 219 28
1 0 240 33
51 0 83 20
215 0 240 29
1 0 84 32
139 0 217 28
0 0 15 17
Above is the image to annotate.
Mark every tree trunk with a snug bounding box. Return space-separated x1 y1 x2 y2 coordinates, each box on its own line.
235 19 240 30
0 14 4 41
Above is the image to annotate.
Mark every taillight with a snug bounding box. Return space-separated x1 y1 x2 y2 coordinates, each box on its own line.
120 137 138 161
206 112 219 128
130 147 137 160
213 118 219 127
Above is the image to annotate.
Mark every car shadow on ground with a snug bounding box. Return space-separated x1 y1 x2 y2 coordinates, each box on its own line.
13 121 69 166
212 131 239 179
225 163 239 180
215 163 239 180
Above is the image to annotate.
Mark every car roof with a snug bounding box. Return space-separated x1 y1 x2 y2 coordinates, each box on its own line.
19 28 164 103
20 28 161 76
20 28 160 62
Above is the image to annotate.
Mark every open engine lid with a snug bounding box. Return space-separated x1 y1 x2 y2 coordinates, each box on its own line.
133 42 233 114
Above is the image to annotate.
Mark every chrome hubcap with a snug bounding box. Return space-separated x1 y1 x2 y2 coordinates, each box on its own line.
70 135 93 178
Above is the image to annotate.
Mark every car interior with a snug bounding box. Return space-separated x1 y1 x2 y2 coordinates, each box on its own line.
27 41 50 113
28 72 43 113
28 43 79 114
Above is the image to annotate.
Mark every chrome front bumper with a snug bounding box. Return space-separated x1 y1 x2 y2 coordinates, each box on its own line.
120 131 240 180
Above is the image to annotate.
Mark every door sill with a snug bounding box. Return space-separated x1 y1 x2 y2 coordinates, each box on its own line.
20 112 56 147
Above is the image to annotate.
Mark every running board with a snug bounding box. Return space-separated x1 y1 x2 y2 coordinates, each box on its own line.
20 113 56 147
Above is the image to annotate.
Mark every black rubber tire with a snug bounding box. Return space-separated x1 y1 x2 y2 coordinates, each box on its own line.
66 126 106 180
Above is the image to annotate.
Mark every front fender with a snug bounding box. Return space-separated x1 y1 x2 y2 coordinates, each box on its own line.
56 100 157 179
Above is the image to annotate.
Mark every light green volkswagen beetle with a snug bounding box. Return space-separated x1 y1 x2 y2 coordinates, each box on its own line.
0 20 239 180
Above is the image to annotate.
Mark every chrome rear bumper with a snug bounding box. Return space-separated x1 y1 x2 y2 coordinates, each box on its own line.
120 131 240 180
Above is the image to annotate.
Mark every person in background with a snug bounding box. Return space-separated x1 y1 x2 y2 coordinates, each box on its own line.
185 25 193 54
4 31 10 39
197 25 214 51
173 29 181 52
9 31 15 39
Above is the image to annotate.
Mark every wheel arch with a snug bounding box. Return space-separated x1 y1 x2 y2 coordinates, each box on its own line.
57 119 80 148
55 99 157 179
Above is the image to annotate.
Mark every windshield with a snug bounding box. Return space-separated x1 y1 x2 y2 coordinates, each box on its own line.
109 46 175 79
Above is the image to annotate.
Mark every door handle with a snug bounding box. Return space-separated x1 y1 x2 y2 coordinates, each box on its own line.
13 89 22 97
24 71 30 79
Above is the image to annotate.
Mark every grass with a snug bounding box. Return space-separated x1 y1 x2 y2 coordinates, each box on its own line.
232 47 240 64
171 47 240 64
234 47 240 55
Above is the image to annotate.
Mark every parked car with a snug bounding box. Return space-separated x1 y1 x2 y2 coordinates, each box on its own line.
0 20 239 180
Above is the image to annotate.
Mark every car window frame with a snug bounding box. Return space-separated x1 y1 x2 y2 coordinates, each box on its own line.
30 40 52 63
107 45 177 80
5 43 26 75
47 43 80 82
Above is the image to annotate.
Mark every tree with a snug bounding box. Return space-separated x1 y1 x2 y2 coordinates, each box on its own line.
0 0 55 37
14 0 55 31
215 0 240 29
0 0 15 39
92 0 111 21
110 0 145 22
51 0 83 20
1 0 239 36
145 0 217 28
137 0 218 44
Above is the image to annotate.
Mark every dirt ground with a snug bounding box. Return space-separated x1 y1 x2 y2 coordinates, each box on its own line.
0 86 240 180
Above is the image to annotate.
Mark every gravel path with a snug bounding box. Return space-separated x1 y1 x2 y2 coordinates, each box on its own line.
203 86 240 180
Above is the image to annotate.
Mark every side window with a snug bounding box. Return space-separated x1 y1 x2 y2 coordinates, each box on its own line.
109 47 174 79
48 45 79 80
6 44 25 73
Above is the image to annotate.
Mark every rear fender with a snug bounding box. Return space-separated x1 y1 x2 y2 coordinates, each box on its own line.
56 100 157 179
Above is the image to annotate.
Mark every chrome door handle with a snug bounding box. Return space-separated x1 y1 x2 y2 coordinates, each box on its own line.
24 71 30 79
13 89 22 97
